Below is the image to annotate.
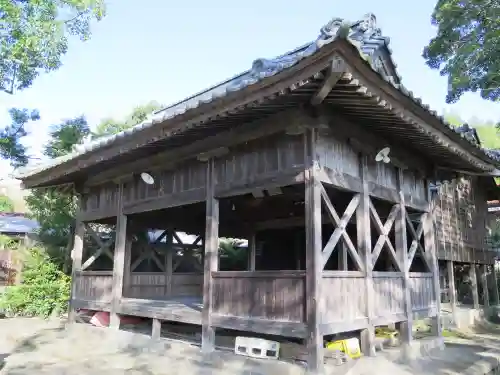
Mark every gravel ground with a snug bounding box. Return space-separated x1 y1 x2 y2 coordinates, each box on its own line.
1 317 500 375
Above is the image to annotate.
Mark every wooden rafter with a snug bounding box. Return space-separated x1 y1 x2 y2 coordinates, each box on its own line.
310 56 346 106
319 183 364 271
81 224 114 271
405 212 432 271
369 200 401 271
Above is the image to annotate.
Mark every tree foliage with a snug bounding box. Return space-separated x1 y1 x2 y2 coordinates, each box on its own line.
0 0 106 168
423 0 500 103
0 194 14 213
0 108 40 168
0 0 106 93
93 101 163 138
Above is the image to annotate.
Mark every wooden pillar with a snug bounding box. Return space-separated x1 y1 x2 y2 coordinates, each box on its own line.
110 183 128 329
423 180 442 338
248 233 256 271
396 169 413 348
68 218 85 323
165 230 173 297
492 264 499 305
152 318 161 340
304 128 324 374
446 260 458 325
481 264 490 308
357 155 375 356
470 263 480 308
202 158 219 353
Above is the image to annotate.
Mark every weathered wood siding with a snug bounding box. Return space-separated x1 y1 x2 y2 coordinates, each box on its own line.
81 184 119 219
409 272 436 318
321 272 366 323
372 273 405 321
434 177 493 264
212 271 305 322
74 270 113 302
316 129 360 177
124 272 203 299
214 134 305 194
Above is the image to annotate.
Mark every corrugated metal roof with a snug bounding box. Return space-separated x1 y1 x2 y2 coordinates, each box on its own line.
0 213 39 234
15 13 498 180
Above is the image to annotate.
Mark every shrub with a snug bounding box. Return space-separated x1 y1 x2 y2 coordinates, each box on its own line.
0 246 70 318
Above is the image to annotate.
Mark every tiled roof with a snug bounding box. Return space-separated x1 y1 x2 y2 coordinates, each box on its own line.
15 13 498 180
0 213 39 234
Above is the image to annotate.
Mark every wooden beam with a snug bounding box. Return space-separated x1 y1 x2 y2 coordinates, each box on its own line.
481 264 490 308
152 318 161 340
357 155 375 356
248 233 256 271
304 127 324 374
423 181 442 338
310 57 345 105
110 183 128 329
68 216 85 323
492 265 499 305
165 230 173 297
202 158 219 353
396 168 413 352
470 263 480 309
446 260 458 326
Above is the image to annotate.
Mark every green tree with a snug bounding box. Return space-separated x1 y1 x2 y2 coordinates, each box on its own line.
0 0 106 168
0 195 14 213
93 101 163 138
423 0 500 103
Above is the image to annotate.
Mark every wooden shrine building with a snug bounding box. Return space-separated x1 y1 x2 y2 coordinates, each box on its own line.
17 13 500 374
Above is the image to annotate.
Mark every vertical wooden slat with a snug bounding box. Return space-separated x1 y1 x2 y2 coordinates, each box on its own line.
338 242 348 271
447 260 458 325
152 318 161 340
470 263 480 308
122 232 132 298
202 158 219 353
110 183 127 329
68 216 85 323
424 180 442 337
357 155 375 356
165 230 173 297
304 127 324 374
396 168 412 347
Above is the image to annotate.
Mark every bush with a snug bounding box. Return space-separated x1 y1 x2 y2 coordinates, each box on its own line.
0 246 70 318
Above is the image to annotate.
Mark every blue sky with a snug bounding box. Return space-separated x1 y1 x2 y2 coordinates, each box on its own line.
1 0 499 177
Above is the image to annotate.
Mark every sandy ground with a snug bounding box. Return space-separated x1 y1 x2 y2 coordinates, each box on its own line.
1 318 500 375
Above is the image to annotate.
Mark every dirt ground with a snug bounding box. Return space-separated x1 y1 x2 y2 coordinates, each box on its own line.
1 317 500 375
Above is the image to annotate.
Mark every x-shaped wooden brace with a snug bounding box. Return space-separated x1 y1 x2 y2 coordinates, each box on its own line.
319 184 364 271
81 225 114 270
172 234 203 272
130 230 166 272
405 212 432 271
369 200 402 271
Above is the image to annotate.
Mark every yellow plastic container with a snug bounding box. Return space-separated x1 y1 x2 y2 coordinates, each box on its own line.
325 338 362 359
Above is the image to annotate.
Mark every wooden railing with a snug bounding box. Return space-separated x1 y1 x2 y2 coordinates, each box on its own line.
409 272 436 316
212 271 305 322
125 272 203 299
74 270 113 302
372 272 405 322
321 271 366 323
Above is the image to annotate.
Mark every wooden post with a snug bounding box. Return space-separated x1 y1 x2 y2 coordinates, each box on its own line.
152 318 161 340
357 155 375 356
481 264 490 308
424 180 442 338
492 264 499 305
304 128 324 374
446 260 458 326
68 218 85 323
110 183 127 329
470 263 480 309
248 233 256 271
202 158 219 353
396 169 413 349
165 230 173 297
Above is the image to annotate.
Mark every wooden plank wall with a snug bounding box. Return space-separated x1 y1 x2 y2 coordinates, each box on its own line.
125 272 203 299
434 177 494 264
74 270 113 302
79 133 305 220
